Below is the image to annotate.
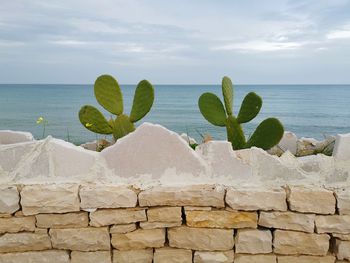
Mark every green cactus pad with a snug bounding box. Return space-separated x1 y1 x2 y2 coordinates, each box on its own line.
94 75 123 115
237 92 262 123
245 117 284 150
79 105 113 134
222 76 233 115
112 114 136 140
198 92 227 127
226 115 246 150
130 80 154 122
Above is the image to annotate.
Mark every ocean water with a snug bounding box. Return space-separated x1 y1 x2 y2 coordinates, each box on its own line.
0 84 349 144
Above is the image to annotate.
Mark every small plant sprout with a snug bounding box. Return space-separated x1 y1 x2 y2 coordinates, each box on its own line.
36 116 48 139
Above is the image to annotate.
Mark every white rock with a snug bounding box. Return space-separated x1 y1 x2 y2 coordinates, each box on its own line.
278 131 298 155
180 133 197 145
336 190 350 215
101 123 208 179
0 186 19 214
333 133 350 160
335 240 350 261
0 130 34 145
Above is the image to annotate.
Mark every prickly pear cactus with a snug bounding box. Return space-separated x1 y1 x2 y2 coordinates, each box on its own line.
79 74 154 141
198 76 284 150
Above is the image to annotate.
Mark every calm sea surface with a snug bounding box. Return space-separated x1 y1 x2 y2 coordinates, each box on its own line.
0 84 349 144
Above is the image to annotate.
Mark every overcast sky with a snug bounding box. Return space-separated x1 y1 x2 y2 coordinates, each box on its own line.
0 0 350 84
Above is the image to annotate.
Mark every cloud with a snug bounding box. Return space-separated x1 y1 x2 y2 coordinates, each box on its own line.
327 23 350 39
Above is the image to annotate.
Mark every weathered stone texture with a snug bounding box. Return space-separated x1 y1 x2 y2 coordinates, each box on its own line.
0 233 51 253
193 251 234 263
335 190 350 215
0 186 19 214
110 223 136 234
168 226 234 251
154 247 192 263
235 229 272 254
333 233 350 240
0 250 70 263
315 215 350 234
140 221 182 229
234 254 276 263
89 208 146 227
278 255 336 263
147 206 182 222
71 251 111 263
0 216 35 233
35 212 88 228
112 249 153 263
335 240 350 261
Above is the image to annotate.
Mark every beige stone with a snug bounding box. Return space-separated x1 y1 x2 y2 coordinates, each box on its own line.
111 228 165 250
316 215 350 234
35 212 88 228
287 187 335 214
168 226 234 251
90 208 146 227
20 184 80 215
154 247 192 263
193 251 234 263
0 216 35 233
0 186 19 214
71 251 111 263
278 255 336 263
186 210 257 229
50 227 110 251
335 240 350 261
112 249 153 263
138 185 225 208
34 228 48 234
226 188 287 211
235 229 272 254
335 190 350 215
0 232 51 253
140 221 182 229
184 206 212 211
234 254 276 263
333 233 350 240
274 230 330 256
147 207 182 222
110 223 136 234
0 250 69 263
259 211 315 233
80 185 137 209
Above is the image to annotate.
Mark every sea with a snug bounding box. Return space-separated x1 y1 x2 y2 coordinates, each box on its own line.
0 84 349 145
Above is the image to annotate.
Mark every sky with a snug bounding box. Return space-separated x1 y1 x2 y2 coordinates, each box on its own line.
0 0 350 84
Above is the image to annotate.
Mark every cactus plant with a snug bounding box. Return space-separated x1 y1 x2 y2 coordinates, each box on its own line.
198 76 284 150
79 74 154 141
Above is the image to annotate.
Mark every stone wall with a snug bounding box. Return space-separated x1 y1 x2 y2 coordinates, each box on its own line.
0 184 350 262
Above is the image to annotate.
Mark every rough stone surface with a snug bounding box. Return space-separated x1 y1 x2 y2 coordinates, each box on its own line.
139 185 225 207
333 133 350 160
335 240 350 261
154 247 192 263
109 223 137 234
80 185 137 209
0 216 35 233
186 210 257 229
333 233 350 240
235 229 272 254
226 188 287 211
287 187 336 214
35 212 88 228
168 226 234 251
278 255 336 263
274 230 330 256
49 227 110 251
0 250 70 263
140 221 182 229
316 215 350 234
193 251 234 263
0 186 19 214
111 228 165 250
20 184 80 215
234 254 276 263
71 251 111 263
278 131 298 155
90 208 146 227
112 249 153 263
335 190 350 215
259 211 315 233
147 207 182 222
0 130 34 145
0 232 51 253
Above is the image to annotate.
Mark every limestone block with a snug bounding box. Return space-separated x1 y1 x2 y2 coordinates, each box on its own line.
140 221 182 229
35 212 88 228
101 123 208 178
186 210 257 229
235 229 272 254
335 240 350 261
168 226 234 251
154 247 192 263
139 185 225 207
278 255 336 263
0 232 51 253
0 250 69 263
49 227 110 251
71 251 111 263
111 228 165 250
333 133 350 160
90 208 146 227
20 184 80 215
225 188 287 211
80 185 137 209
0 130 34 144
234 254 276 263
316 215 350 234
335 190 350 215
147 207 182 222
112 249 153 263
193 251 234 263
0 216 35 233
0 186 19 214
274 230 330 256
184 206 212 211
259 211 315 233
287 187 335 214
333 233 350 240
110 223 136 234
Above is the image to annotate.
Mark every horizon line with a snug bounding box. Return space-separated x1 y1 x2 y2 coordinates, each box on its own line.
1 83 350 86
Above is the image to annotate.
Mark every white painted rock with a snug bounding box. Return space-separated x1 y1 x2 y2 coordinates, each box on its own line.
0 130 34 145
101 123 208 179
333 133 350 160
